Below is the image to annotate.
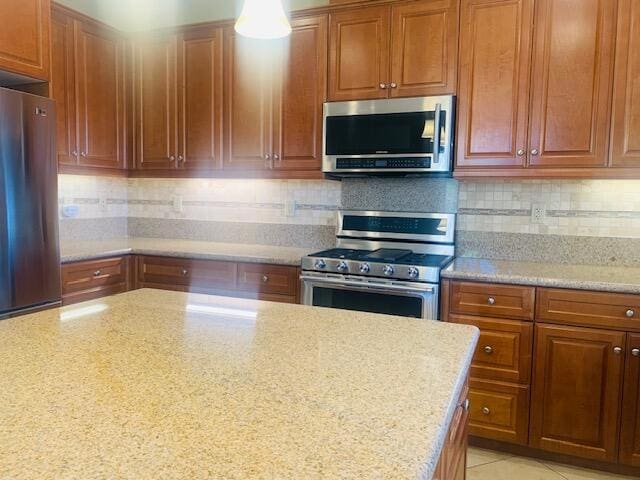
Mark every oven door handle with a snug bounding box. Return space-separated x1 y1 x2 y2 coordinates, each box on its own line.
300 275 435 294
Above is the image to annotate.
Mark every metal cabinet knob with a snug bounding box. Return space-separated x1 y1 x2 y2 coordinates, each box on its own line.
379 83 388 89
626 309 636 318
484 346 494 354
265 154 271 160
531 149 539 156
488 297 496 305
389 82 397 89
461 399 470 411
614 346 624 355
93 270 102 277
72 150 78 157
262 275 269 283
632 348 640 357
178 155 184 162
482 407 490 415
273 154 280 161
181 269 188 276
81 152 87 157
517 149 525 156
169 155 175 161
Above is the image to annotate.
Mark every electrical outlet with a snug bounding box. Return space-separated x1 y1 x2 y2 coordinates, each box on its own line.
531 203 547 224
172 195 183 214
285 200 297 217
99 197 108 213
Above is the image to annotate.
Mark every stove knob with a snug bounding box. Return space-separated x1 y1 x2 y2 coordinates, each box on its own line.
360 263 371 274
407 267 420 279
314 259 327 270
337 261 349 272
383 265 395 276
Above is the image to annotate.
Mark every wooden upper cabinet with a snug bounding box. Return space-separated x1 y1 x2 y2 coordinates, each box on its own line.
0 0 50 80
135 35 178 170
390 0 458 97
223 30 272 170
611 0 640 168
177 27 223 171
329 5 390 101
274 15 328 171
50 10 76 167
456 0 533 169
530 324 625 462
527 0 617 168
620 334 640 467
75 21 125 169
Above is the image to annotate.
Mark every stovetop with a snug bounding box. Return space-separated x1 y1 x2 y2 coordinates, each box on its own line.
303 248 453 283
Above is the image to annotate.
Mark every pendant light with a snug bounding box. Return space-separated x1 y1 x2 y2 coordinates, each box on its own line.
235 0 292 40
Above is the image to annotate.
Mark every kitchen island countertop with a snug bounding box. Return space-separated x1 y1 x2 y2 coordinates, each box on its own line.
0 289 478 479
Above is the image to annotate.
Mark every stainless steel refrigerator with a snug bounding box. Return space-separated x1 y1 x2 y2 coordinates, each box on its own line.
0 87 60 318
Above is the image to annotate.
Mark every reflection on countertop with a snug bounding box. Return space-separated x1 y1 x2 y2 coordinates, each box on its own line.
0 289 478 479
60 237 313 266
443 257 640 294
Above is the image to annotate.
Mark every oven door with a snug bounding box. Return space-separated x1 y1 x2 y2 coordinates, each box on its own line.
301 274 439 320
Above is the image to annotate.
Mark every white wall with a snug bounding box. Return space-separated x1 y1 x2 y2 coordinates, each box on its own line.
55 0 330 31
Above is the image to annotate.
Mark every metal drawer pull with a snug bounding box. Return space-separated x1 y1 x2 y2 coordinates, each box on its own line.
461 399 470 411
614 346 623 355
262 275 269 283
487 297 496 305
632 349 640 357
626 309 636 318
483 346 494 354
181 269 188 276
482 407 490 415
93 270 102 277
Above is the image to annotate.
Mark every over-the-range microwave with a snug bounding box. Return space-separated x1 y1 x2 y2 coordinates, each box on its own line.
322 95 455 178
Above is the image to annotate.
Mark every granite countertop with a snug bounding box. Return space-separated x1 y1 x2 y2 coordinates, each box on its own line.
0 289 478 479
442 257 640 294
60 238 314 266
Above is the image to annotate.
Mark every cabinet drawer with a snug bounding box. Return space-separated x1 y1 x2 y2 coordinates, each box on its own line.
468 379 530 445
450 281 535 320
536 288 640 331
237 263 298 297
61 257 129 304
138 256 237 291
451 314 533 384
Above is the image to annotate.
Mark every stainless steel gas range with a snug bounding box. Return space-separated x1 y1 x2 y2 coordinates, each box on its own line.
301 211 455 320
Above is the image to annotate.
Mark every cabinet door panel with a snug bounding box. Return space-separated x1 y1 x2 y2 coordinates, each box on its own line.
530 324 625 462
274 15 327 171
611 0 640 167
76 21 125 169
528 0 616 168
620 334 640 467
50 10 77 167
135 35 178 170
390 0 458 97
0 0 50 80
223 30 272 170
178 27 223 171
456 0 533 168
328 5 390 101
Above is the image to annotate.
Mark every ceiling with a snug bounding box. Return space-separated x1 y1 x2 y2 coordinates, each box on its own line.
56 0 329 31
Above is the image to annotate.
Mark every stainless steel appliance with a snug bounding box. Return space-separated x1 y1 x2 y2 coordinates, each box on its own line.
301 211 455 320
0 87 60 319
322 95 455 177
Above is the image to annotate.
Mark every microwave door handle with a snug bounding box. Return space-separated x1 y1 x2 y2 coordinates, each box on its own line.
432 103 442 164
300 275 435 294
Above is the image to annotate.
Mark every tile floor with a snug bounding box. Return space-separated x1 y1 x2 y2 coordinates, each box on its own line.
467 447 640 480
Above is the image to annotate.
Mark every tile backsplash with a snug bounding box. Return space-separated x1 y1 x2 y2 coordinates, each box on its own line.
458 180 640 239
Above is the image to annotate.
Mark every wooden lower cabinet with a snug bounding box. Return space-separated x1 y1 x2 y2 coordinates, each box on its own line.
620 334 640 467
136 255 299 303
530 324 626 462
62 255 300 305
61 256 133 305
434 381 469 480
468 378 530 445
